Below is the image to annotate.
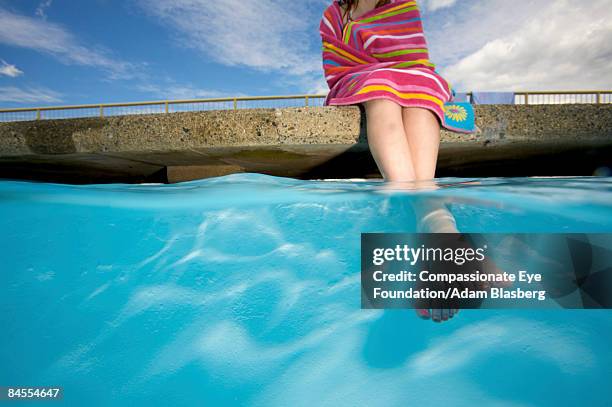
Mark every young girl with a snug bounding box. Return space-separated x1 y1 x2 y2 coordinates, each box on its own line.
321 0 464 322
320 0 456 182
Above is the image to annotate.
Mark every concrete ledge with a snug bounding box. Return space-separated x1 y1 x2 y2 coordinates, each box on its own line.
1 105 611 155
0 105 611 183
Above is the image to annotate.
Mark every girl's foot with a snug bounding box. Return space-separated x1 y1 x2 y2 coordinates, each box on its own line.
416 308 459 322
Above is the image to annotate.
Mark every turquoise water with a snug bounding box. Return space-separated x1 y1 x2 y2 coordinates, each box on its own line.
1 174 612 406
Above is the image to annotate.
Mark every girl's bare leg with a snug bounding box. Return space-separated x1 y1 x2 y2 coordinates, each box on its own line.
401 107 441 181
364 99 416 182
401 107 460 321
363 100 458 322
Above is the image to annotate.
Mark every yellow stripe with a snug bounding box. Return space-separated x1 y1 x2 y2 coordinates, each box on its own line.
344 1 418 43
372 48 428 58
379 1 418 15
323 41 368 64
324 47 364 66
360 4 418 24
355 85 444 109
324 47 361 65
390 59 436 69
343 20 353 44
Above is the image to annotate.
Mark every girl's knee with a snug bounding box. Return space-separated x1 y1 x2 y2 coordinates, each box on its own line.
402 106 434 117
402 106 441 126
402 106 438 117
365 98 401 112
367 112 404 134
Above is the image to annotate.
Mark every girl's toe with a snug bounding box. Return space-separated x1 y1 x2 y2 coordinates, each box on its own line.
416 309 431 320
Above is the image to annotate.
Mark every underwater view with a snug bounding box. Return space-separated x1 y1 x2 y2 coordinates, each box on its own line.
1 174 612 406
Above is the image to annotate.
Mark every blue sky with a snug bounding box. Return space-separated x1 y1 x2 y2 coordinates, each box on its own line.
1 0 611 107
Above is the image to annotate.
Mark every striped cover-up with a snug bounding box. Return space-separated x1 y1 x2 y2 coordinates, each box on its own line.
320 0 475 134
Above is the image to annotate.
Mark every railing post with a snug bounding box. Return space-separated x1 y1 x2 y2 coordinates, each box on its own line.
524 92 529 105
305 95 309 107
99 105 104 118
165 101 169 113
233 98 237 110
596 92 601 104
36 109 41 120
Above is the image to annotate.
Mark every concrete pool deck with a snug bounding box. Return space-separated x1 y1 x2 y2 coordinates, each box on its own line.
0 104 611 183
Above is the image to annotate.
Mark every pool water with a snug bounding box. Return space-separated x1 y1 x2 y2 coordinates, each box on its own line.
1 174 612 406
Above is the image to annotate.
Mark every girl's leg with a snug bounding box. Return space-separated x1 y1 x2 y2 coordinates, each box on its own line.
401 107 441 180
364 99 416 181
400 107 455 321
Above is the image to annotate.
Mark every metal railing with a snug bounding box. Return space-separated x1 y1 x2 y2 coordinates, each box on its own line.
458 91 612 105
0 91 610 123
0 95 329 122
509 91 612 105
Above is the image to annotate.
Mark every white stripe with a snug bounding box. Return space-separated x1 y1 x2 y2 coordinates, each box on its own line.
323 16 335 35
364 33 424 50
371 43 428 53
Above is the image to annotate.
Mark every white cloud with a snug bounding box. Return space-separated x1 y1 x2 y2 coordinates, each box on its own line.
0 7 138 79
136 0 322 77
307 76 331 95
35 0 52 20
422 0 458 12
0 59 23 77
428 0 612 91
0 86 62 103
136 83 242 100
275 72 330 95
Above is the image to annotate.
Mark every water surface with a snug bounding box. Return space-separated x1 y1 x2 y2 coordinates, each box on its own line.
1 174 611 406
